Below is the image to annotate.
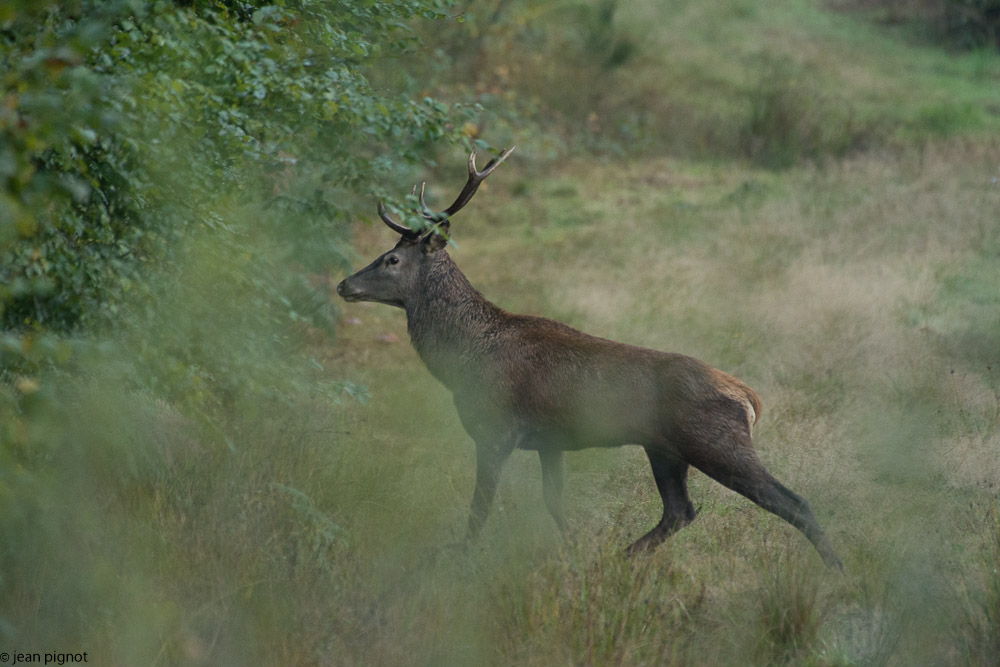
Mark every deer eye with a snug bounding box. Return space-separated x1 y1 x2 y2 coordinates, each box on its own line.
386 255 400 266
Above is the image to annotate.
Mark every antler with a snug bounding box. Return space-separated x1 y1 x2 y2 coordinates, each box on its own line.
376 146 515 238
425 146 516 220
377 200 420 238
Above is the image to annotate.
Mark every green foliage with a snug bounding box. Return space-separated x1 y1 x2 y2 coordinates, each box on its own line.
1 1 140 332
2 0 1000 663
0 0 463 337
0 0 473 419
0 0 466 651
944 0 1000 48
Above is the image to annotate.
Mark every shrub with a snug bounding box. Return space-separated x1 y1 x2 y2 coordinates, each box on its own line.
739 54 872 169
0 0 470 649
0 0 477 414
945 0 1000 48
0 0 465 338
832 0 1000 49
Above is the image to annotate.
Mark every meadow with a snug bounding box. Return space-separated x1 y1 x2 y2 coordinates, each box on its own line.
2 0 999 664
326 138 1000 665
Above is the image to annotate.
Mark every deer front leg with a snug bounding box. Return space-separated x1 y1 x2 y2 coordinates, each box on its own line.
464 438 514 542
539 448 569 533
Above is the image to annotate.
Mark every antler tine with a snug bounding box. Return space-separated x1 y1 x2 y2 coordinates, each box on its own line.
429 146 514 219
377 147 514 237
377 200 417 238
418 182 448 223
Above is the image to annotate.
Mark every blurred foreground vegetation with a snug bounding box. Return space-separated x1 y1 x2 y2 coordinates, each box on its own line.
2 0 999 664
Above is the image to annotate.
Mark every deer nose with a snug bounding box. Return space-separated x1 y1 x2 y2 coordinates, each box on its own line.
336 280 346 296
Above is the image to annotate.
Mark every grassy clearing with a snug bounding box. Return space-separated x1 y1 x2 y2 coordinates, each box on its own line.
14 131 997 667
448 0 1000 163
4 0 1000 664
322 136 1000 665
4 143 997 665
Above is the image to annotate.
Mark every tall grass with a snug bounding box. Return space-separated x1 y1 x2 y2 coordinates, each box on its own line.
328 136 1000 665
956 502 1000 665
3 0 1000 664
740 54 874 168
754 548 824 662
3 140 997 665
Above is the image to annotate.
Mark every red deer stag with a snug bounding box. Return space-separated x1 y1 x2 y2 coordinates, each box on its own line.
336 148 842 569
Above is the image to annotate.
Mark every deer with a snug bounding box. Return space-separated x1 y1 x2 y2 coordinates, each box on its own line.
336 148 843 569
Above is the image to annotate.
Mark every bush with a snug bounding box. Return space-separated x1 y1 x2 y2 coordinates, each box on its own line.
832 0 1000 49
0 0 465 337
0 0 472 650
739 54 872 169
0 0 477 407
945 0 1000 48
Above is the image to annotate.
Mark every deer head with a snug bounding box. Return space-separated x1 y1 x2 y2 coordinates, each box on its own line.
336 147 514 309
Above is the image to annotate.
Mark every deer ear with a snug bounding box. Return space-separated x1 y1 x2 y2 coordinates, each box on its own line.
421 222 450 253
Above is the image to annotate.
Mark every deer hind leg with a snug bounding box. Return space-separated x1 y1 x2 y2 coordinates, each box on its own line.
687 431 843 569
626 449 695 556
538 448 569 534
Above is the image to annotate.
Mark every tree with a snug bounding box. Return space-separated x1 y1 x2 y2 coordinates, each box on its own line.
0 0 468 401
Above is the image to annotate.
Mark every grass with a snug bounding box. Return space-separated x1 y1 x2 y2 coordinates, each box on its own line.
441 0 1000 162
11 143 997 665
4 0 1000 664
319 135 1000 665
4 143 998 665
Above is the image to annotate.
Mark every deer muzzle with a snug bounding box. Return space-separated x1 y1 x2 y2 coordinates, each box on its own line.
336 278 363 302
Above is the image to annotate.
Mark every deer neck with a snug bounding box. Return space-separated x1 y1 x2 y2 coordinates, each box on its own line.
405 252 502 388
